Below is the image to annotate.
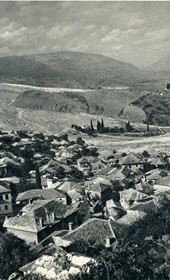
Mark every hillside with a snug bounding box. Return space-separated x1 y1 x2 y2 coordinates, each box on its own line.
0 51 144 89
131 91 170 126
14 86 148 118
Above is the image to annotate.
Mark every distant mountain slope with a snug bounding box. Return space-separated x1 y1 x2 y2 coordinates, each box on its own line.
144 55 170 72
143 55 170 80
0 51 144 89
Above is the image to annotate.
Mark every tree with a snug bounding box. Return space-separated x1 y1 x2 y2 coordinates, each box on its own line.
125 121 133 132
146 122 150 133
101 118 104 129
97 120 101 131
35 162 42 189
69 239 169 280
0 233 32 279
90 120 94 133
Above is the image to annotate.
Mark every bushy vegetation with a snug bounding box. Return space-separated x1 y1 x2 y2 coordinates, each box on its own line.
133 92 170 126
0 233 33 279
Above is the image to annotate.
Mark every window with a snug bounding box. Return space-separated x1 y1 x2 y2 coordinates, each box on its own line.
0 206 1 211
5 205 8 210
0 195 2 200
5 194 9 200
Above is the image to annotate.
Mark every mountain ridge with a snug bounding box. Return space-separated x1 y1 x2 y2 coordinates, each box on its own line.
0 51 145 89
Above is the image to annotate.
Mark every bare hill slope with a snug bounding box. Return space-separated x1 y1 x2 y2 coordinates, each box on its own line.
0 51 144 89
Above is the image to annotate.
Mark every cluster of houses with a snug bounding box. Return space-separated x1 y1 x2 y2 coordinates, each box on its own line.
0 129 170 279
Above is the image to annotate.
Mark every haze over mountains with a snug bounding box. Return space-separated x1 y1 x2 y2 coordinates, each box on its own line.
143 55 170 79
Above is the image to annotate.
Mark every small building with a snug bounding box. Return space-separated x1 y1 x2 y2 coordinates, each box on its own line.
3 199 79 244
119 188 151 210
105 199 126 220
0 163 7 177
85 181 112 203
0 184 13 220
77 157 92 176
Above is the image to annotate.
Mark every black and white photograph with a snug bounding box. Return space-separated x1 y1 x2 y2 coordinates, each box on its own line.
0 1 169 279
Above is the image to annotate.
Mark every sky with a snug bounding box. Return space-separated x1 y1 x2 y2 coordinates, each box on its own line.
0 1 169 68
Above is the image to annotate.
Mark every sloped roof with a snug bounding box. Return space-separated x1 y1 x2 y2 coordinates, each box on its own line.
58 180 77 192
3 214 41 232
63 218 116 245
106 199 126 220
89 176 112 186
117 210 146 226
4 200 78 232
86 182 111 193
157 175 170 186
119 188 149 202
77 157 90 164
145 169 161 180
16 189 65 202
0 184 11 194
148 157 165 166
0 157 21 167
130 199 157 213
120 154 141 165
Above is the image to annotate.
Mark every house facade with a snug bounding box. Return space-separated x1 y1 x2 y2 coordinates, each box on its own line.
0 185 13 220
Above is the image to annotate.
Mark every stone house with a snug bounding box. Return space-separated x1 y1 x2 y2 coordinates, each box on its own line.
119 188 151 210
0 163 7 177
0 184 13 220
3 199 79 244
77 157 92 176
85 181 112 203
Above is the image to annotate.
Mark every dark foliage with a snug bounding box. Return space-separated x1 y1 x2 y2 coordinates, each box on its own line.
0 233 32 279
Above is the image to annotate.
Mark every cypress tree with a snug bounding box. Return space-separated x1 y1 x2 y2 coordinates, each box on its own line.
97 120 101 131
35 161 42 189
101 118 104 129
90 120 94 132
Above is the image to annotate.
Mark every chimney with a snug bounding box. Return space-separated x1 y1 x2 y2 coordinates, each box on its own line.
39 217 43 227
68 222 73 232
105 236 111 248
29 199 33 204
51 212 55 222
5 216 9 222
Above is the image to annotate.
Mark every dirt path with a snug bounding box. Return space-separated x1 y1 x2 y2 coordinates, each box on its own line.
16 107 49 133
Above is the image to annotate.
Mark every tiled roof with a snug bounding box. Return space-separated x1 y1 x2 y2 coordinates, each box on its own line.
145 169 161 180
86 182 111 193
120 154 141 165
119 188 148 202
3 200 78 232
16 189 65 202
63 218 116 245
117 210 146 226
130 199 157 213
3 214 41 232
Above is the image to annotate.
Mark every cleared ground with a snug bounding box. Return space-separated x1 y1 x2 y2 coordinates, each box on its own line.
0 83 170 154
